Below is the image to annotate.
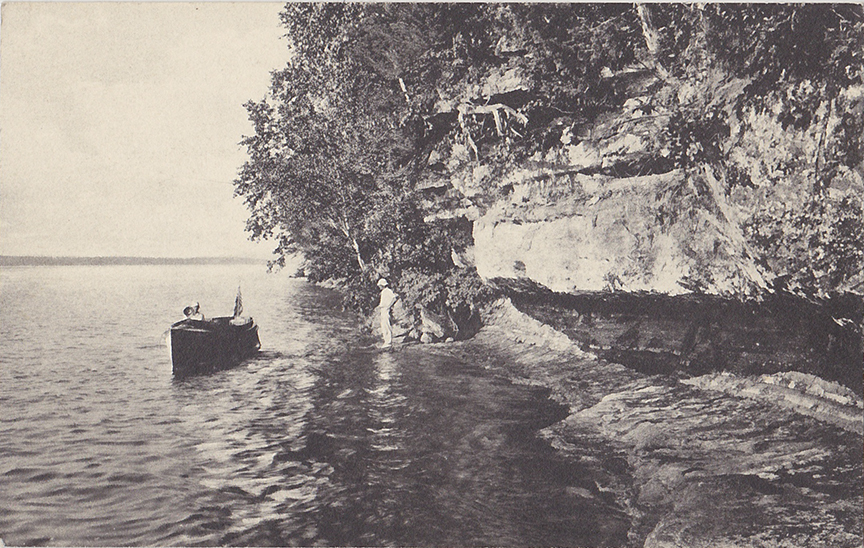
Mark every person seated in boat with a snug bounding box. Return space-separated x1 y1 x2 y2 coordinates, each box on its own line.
183 302 205 321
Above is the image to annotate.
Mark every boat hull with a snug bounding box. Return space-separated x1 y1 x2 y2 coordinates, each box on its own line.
169 317 260 376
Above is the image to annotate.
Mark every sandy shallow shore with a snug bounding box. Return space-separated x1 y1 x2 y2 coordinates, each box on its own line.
445 299 863 547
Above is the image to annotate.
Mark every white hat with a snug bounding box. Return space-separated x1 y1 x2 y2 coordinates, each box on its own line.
377 278 388 287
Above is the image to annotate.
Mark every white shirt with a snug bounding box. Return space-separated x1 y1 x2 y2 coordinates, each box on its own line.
378 287 396 311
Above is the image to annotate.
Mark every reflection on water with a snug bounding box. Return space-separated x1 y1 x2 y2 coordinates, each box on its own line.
0 266 630 546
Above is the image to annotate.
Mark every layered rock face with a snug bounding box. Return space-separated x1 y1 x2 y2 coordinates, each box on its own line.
472 166 766 297
498 284 862 394
447 67 863 300
473 171 685 294
472 299 863 548
456 100 863 438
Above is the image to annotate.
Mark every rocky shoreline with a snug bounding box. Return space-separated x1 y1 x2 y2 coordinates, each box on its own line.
450 298 862 547
683 371 863 436
478 297 863 433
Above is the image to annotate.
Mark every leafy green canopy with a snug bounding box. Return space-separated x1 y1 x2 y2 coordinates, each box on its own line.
234 3 641 313
641 4 864 296
235 3 863 306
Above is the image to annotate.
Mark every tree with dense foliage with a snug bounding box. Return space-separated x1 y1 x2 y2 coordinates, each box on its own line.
235 3 489 323
235 3 863 322
637 4 864 296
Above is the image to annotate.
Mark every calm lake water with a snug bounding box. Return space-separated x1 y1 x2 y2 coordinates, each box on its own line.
0 265 629 547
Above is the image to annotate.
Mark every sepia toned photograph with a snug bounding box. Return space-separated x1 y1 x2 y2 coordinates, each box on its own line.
1 3 861 547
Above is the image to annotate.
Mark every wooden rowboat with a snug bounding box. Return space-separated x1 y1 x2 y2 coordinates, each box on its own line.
169 316 260 376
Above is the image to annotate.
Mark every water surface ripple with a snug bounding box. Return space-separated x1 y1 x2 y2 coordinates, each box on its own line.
0 265 628 546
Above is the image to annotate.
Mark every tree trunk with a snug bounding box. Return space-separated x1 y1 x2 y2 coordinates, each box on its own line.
636 4 673 82
350 235 366 272
814 95 835 194
331 212 367 273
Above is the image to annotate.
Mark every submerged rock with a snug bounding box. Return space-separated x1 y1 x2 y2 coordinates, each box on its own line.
683 371 863 435
465 297 863 547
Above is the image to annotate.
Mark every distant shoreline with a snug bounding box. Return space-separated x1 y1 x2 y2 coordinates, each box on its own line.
0 256 266 267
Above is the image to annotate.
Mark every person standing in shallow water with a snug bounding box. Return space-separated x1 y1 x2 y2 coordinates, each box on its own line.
377 278 397 348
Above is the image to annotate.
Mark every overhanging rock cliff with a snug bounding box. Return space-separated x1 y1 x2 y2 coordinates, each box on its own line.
472 167 768 297
451 138 861 397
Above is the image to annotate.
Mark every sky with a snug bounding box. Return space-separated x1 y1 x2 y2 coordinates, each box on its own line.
0 2 290 258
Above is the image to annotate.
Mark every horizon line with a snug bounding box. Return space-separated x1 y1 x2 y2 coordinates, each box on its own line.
0 255 269 266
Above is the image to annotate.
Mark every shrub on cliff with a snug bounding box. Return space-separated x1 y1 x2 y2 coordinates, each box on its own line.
397 266 493 336
745 195 864 296
235 3 863 308
235 3 640 311
644 4 864 297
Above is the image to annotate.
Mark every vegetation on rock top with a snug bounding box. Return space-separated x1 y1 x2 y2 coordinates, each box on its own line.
234 3 863 326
